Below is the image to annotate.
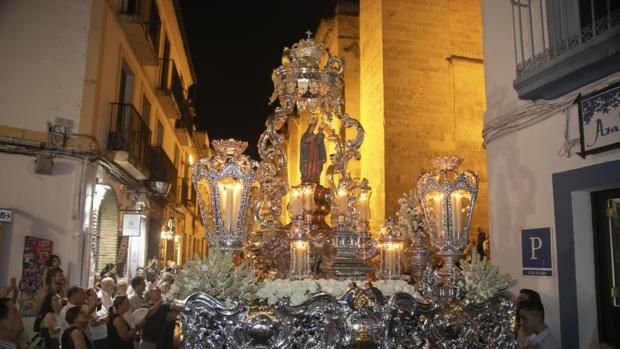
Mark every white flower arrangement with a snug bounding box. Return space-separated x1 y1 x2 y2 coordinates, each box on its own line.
396 190 427 237
373 279 420 298
257 279 419 305
170 249 261 304
458 254 517 304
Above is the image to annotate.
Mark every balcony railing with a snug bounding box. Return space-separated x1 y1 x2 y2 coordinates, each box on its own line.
108 103 152 178
120 0 160 65
148 146 177 196
512 0 620 99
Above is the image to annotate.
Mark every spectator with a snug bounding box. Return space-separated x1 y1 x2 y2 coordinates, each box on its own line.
158 281 171 299
128 277 145 311
100 264 117 282
99 278 115 312
135 268 145 279
516 289 542 348
159 272 174 286
40 292 62 349
519 301 560 349
116 280 128 297
139 286 177 349
107 296 136 349
34 267 67 317
0 297 24 349
61 306 92 349
86 288 108 349
60 286 87 334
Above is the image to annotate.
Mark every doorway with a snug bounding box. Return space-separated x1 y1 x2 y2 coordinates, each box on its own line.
592 188 620 348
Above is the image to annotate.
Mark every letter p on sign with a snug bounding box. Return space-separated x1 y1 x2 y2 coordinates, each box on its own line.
522 228 552 275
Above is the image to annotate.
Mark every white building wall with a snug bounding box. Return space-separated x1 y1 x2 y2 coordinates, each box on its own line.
0 0 93 132
482 0 620 347
0 154 87 286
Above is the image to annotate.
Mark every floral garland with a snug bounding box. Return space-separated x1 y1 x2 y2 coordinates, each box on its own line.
257 279 419 306
458 254 517 304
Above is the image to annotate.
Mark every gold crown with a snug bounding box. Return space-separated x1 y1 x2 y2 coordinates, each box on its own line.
212 139 248 157
290 32 326 66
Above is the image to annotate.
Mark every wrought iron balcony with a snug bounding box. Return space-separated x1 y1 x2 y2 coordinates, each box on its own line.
512 0 620 100
157 58 185 119
107 103 152 180
148 146 177 197
118 0 160 65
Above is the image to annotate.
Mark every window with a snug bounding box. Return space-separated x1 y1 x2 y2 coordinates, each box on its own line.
142 95 151 121
155 119 164 146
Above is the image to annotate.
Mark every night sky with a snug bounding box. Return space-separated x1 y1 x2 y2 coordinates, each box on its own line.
180 1 337 159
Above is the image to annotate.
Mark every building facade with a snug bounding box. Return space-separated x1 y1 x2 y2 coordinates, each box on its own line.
482 0 620 347
0 0 208 292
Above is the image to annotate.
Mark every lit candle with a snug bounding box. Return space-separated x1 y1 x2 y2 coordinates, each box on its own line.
450 192 463 239
290 186 303 217
289 223 310 280
358 191 370 221
336 187 348 215
230 182 242 231
302 185 315 213
432 194 444 240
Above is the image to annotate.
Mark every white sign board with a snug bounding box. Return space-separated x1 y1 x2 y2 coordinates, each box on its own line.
0 209 12 222
122 212 143 237
578 83 620 157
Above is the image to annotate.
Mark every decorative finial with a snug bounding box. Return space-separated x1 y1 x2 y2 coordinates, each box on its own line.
212 139 248 157
305 30 313 39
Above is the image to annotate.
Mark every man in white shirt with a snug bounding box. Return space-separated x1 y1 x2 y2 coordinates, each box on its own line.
59 286 86 334
0 298 23 349
519 300 560 349
99 277 115 312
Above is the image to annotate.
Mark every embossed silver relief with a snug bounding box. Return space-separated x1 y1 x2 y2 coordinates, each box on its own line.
180 286 516 349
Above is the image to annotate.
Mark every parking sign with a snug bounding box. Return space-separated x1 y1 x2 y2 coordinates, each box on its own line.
522 228 552 276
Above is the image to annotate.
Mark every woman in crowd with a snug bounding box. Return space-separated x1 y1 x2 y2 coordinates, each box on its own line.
61 306 93 349
39 292 62 349
107 295 136 349
100 264 117 282
86 288 108 349
116 279 128 297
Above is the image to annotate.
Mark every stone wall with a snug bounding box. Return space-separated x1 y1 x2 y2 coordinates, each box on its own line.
360 0 488 234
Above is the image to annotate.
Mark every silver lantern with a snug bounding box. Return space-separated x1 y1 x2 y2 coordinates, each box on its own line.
416 156 478 287
192 139 258 251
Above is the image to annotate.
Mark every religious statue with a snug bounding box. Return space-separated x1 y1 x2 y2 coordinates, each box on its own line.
300 119 326 184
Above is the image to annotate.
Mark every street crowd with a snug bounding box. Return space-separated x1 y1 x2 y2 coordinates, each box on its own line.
1 255 181 349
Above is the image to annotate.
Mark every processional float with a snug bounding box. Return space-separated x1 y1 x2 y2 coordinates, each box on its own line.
180 33 517 349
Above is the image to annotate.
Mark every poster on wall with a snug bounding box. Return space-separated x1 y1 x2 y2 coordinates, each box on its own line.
578 83 620 157
19 236 54 316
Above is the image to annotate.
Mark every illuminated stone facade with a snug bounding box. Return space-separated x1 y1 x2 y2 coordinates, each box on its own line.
287 0 488 236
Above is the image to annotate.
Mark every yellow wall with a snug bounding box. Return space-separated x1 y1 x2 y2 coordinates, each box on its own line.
360 0 386 231
360 0 488 235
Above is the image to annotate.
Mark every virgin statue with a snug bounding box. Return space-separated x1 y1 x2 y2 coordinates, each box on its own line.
300 120 326 184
